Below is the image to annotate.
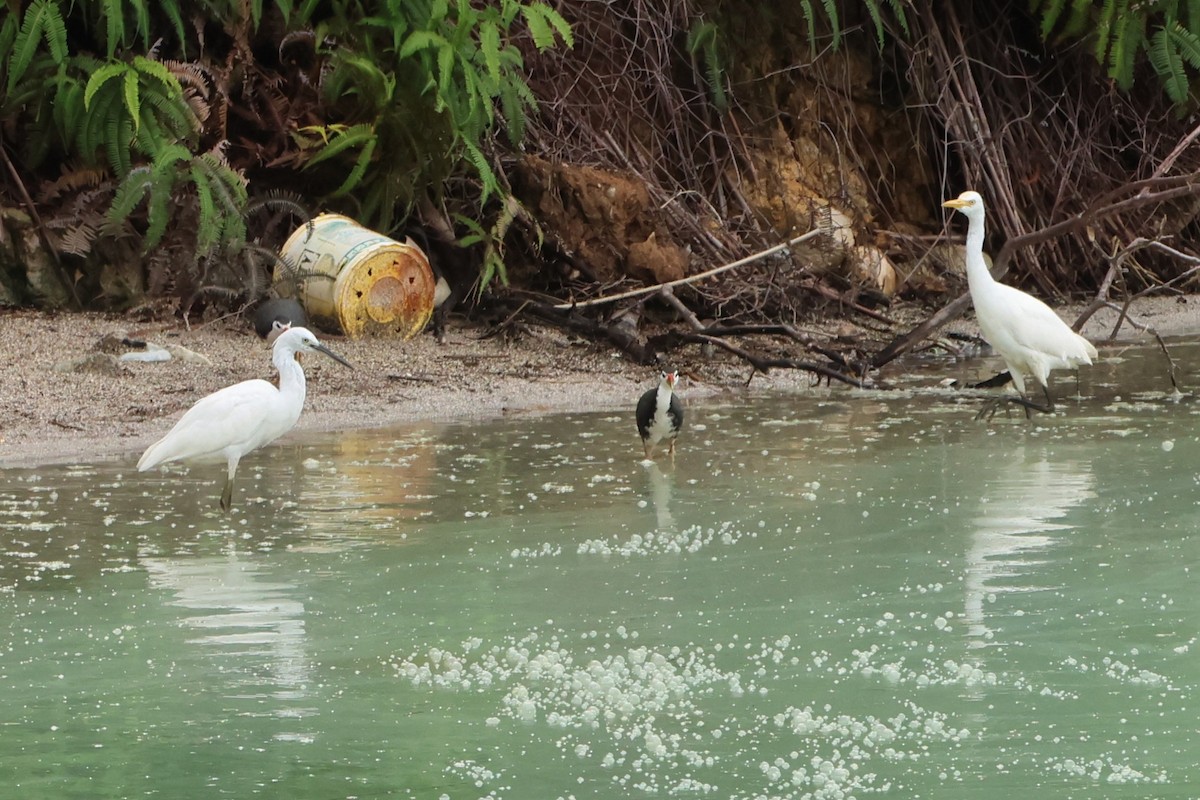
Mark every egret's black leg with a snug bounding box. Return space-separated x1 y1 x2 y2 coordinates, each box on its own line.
970 371 1013 390
220 478 233 512
975 389 1053 421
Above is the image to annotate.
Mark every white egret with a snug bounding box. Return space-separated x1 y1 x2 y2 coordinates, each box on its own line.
943 191 1097 417
138 326 352 511
636 370 684 459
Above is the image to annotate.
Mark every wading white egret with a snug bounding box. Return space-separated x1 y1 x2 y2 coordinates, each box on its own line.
636 371 684 460
138 326 352 511
943 191 1097 417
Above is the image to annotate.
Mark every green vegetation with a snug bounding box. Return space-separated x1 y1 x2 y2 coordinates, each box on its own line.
1034 0 1200 105
0 0 571 308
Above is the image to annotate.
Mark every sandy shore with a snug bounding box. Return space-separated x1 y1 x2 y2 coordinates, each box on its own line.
0 309 760 468
1 294 1196 468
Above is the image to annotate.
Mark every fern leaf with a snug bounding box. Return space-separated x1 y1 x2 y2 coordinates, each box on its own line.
400 30 451 58
522 4 573 49
821 0 841 50
133 56 180 93
1039 0 1066 39
1107 7 1144 89
1063 0 1092 38
7 0 55 92
191 163 220 256
143 161 178 251
1094 0 1120 64
124 69 141 132
463 139 497 204
498 81 525 142
104 0 125 59
159 0 188 57
1149 28 1189 103
105 166 153 234
887 0 910 38
40 0 67 64
480 20 502 83
84 62 127 110
1169 22 1200 69
333 136 377 196
302 123 376 168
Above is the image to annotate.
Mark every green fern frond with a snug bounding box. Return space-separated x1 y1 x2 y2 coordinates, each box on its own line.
886 0 910 39
522 4 573 49
463 139 497 204
400 30 452 58
334 136 377 196
1039 0 1069 40
8 0 67 93
480 21 502 83
124 69 141 132
1093 0 1121 65
1169 22 1200 69
821 0 841 50
191 163 220 255
105 166 153 234
687 21 728 112
498 81 526 142
302 123 376 168
1107 8 1144 89
143 161 177 250
83 62 126 109
1150 27 1189 102
104 0 125 59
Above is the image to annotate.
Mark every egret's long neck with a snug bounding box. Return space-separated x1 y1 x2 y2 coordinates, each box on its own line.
274 347 308 409
963 211 994 292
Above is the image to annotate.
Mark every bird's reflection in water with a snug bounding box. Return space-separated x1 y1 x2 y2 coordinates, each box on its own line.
142 546 317 739
643 461 677 533
962 449 1095 650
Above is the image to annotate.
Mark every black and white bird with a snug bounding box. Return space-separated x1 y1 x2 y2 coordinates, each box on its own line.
636 370 684 460
253 297 309 342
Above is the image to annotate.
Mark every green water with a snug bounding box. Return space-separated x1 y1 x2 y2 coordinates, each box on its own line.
1 341 1198 798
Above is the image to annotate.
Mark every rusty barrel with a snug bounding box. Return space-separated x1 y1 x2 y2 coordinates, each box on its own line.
278 214 435 339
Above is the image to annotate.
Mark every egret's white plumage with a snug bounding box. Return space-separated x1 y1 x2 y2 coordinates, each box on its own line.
943 191 1097 415
137 326 351 510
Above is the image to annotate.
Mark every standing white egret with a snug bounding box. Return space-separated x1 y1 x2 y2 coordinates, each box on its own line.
943 191 1097 417
636 370 684 460
138 326 352 511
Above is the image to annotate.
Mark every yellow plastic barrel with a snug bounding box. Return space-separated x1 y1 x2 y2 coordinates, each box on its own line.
277 214 435 339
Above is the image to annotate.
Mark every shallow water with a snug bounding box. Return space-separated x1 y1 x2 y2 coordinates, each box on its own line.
1 340 1198 798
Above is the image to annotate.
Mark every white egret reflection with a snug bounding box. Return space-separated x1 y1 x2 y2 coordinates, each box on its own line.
141 548 316 725
962 450 1096 648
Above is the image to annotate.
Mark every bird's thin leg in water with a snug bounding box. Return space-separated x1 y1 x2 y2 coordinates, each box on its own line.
975 383 1055 421
220 459 238 513
643 441 652 460
976 395 1053 421
970 371 1013 390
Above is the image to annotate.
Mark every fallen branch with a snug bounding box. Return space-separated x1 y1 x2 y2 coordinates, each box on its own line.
552 229 824 310
648 330 870 388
